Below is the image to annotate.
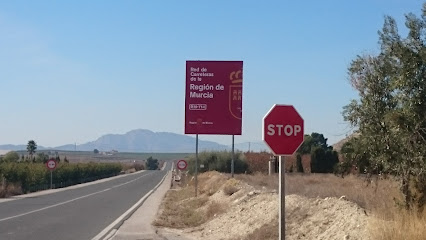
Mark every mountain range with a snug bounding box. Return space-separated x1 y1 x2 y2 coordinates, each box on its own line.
0 129 268 153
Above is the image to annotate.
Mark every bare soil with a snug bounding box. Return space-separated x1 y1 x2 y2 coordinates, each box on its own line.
155 171 373 240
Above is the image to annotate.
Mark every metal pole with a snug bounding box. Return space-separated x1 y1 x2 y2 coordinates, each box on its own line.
279 155 285 239
231 135 235 178
195 134 199 197
50 170 53 189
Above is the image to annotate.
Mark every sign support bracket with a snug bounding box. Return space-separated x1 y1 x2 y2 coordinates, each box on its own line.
50 170 53 189
279 155 285 239
231 135 235 178
195 134 199 197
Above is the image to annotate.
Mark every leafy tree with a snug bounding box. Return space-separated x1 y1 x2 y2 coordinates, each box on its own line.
187 151 248 174
311 148 325 173
343 4 426 210
93 149 99 154
35 152 49 163
3 151 20 162
310 147 339 173
27 140 37 159
297 132 332 154
64 156 69 163
338 137 371 175
297 132 337 173
146 156 159 170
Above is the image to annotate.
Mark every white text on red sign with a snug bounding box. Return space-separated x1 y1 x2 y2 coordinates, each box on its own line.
267 124 302 136
189 104 207 111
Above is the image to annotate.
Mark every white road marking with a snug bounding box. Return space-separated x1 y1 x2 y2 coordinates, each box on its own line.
92 164 169 240
0 170 147 203
0 170 156 222
111 172 154 189
0 188 111 222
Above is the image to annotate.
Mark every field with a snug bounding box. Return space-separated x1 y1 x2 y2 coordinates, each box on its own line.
1 151 193 197
15 150 192 163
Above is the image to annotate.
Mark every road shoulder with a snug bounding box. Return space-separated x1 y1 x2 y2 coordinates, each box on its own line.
110 171 173 240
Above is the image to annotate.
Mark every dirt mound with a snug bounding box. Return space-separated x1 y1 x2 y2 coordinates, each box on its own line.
286 195 370 240
183 193 370 240
190 191 277 240
156 171 372 240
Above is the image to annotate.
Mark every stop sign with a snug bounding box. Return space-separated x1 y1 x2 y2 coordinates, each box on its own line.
263 104 304 155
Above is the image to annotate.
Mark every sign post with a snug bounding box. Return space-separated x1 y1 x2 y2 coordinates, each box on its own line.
263 104 304 240
185 61 243 194
46 159 57 189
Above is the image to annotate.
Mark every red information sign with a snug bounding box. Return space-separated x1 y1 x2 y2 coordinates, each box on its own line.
185 61 243 135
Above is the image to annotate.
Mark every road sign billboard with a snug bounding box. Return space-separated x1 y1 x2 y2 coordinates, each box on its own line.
185 61 243 135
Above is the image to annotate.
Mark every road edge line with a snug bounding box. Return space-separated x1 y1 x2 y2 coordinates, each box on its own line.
91 170 170 240
2 170 147 203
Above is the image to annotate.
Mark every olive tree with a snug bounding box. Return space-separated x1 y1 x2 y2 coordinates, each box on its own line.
343 5 426 210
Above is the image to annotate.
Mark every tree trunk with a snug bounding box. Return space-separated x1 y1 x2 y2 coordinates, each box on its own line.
402 173 412 210
416 173 426 213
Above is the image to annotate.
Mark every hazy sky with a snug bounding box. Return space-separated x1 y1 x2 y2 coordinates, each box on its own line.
0 0 423 147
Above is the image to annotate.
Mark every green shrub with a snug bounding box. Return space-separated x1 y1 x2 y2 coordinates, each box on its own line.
310 148 339 173
0 162 122 194
187 151 248 174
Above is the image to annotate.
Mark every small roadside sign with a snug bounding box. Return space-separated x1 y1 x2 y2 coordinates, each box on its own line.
177 159 188 170
46 159 57 189
46 159 57 170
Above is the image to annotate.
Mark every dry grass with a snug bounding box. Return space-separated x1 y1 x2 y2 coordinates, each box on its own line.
223 185 239 196
285 173 402 211
153 187 208 228
370 209 426 240
206 201 227 219
235 172 278 190
155 171 229 228
198 171 227 196
237 216 278 240
223 178 240 196
0 183 23 198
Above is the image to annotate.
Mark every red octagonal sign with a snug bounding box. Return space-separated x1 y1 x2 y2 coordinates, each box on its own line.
263 104 304 155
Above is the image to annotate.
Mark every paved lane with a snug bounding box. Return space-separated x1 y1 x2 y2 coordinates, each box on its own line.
0 162 171 240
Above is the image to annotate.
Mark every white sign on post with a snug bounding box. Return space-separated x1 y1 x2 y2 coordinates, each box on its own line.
46 159 57 189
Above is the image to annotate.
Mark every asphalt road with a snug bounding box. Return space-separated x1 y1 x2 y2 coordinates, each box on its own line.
0 162 172 240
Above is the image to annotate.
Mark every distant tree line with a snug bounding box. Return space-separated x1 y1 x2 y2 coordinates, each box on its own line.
187 151 248 174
